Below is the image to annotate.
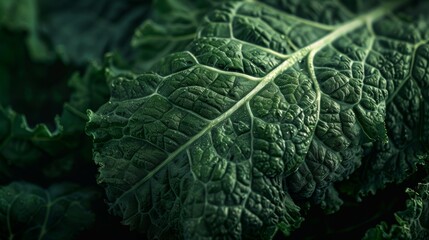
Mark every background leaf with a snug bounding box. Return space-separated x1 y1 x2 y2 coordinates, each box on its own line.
363 182 429 240
0 182 98 240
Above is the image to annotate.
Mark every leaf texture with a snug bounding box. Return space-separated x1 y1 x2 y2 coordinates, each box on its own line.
132 0 242 71
87 0 429 238
339 1 429 199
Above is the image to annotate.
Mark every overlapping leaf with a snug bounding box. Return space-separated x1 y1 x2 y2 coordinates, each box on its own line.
132 0 242 70
0 0 52 61
38 0 152 65
363 183 429 240
340 2 429 199
0 60 109 181
0 182 98 240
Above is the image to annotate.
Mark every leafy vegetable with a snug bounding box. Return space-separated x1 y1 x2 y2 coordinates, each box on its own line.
363 182 429 240
38 0 152 64
340 1 429 199
1 0 428 239
0 0 51 61
87 0 429 238
0 182 97 240
132 0 241 70
0 61 109 181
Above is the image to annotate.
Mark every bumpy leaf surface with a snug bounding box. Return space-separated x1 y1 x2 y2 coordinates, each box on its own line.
87 0 429 238
340 1 429 198
0 182 97 240
132 0 241 70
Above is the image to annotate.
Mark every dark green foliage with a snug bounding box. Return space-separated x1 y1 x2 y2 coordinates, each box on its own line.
0 182 98 240
0 0 428 239
363 183 429 240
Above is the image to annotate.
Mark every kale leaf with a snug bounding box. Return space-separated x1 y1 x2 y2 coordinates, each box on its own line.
340 1 429 199
1 0 428 239
0 182 98 240
86 0 429 238
363 182 429 240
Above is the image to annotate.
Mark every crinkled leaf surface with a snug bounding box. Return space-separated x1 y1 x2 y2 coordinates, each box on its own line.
0 182 97 240
339 1 429 199
0 26 74 180
87 0 429 238
0 106 70 181
132 0 241 71
363 183 429 240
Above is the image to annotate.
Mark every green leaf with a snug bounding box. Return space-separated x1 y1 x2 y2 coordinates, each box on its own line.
0 106 73 181
61 63 111 134
0 0 52 61
339 4 429 198
86 0 429 238
0 182 98 240
132 0 241 70
0 104 84 182
0 25 74 127
2 0 153 64
38 0 152 65
0 5 113 181
0 0 35 31
363 182 429 240
320 186 344 214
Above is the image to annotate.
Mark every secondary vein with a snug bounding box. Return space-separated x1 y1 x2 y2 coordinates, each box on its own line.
110 0 408 207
